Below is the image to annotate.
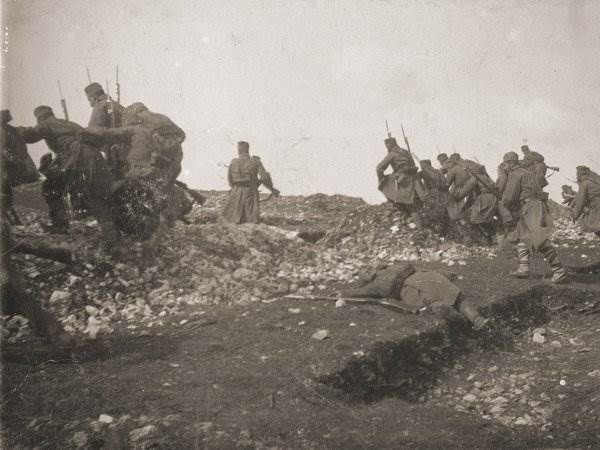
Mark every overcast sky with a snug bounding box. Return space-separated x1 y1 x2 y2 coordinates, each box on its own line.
3 0 600 203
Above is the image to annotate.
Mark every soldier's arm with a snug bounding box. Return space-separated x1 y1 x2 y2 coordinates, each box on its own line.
227 164 234 188
83 126 133 145
496 165 508 192
17 124 47 144
376 154 392 181
571 182 588 220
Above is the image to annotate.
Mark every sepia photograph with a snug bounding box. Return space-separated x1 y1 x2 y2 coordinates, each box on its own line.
1 0 600 448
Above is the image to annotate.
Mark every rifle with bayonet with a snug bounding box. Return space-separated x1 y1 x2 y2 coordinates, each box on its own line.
57 80 69 121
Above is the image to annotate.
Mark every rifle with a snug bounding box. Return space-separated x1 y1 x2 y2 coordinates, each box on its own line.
283 294 411 314
116 65 121 104
400 124 421 164
385 119 392 138
57 80 69 120
106 79 116 128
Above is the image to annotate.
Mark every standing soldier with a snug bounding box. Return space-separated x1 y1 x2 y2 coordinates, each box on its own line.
222 141 279 224
501 152 567 282
1 109 40 224
571 166 600 238
17 106 118 254
85 82 125 178
520 145 553 190
376 136 427 226
419 159 449 234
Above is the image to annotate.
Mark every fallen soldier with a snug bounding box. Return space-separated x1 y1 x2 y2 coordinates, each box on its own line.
340 263 489 329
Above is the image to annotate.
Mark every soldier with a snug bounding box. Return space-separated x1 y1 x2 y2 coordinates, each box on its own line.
341 263 489 329
561 184 577 208
121 102 186 183
494 152 517 228
81 103 186 262
443 153 477 223
501 152 567 282
571 166 600 238
376 137 427 226
222 141 279 224
419 159 450 234
85 82 125 178
17 106 118 254
1 109 40 225
521 145 550 190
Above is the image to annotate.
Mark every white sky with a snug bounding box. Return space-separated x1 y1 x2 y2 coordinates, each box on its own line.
3 0 600 203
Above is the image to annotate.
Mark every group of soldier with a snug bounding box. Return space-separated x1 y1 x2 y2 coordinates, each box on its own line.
376 134 600 283
2 79 600 347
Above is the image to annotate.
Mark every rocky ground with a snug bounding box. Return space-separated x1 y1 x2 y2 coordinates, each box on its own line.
2 186 600 449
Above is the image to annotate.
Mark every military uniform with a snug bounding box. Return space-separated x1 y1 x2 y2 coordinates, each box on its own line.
85 83 125 179
342 263 488 329
2 110 40 224
501 156 566 282
18 106 117 251
377 137 426 224
572 167 600 236
222 142 278 224
521 145 549 189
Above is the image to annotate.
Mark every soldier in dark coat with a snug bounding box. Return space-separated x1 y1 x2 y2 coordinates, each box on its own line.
1 110 40 224
501 153 566 282
18 106 118 253
222 141 279 224
571 166 600 237
376 137 427 225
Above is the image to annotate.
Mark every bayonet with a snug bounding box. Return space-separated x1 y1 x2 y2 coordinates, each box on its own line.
57 80 69 120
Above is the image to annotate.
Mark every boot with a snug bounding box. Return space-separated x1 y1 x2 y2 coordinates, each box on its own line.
539 240 568 284
457 298 490 330
510 242 530 278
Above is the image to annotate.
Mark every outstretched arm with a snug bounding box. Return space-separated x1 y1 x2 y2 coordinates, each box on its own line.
17 124 48 144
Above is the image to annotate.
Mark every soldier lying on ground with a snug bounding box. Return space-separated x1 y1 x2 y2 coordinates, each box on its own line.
222 141 280 224
341 263 489 330
572 166 600 238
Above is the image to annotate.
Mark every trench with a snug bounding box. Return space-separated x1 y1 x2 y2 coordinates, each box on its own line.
320 285 599 404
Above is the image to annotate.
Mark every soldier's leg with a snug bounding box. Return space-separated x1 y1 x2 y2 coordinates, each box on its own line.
538 239 567 283
455 296 489 330
41 179 69 233
510 242 530 278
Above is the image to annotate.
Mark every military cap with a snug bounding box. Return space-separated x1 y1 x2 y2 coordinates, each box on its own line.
576 165 590 176
502 151 518 162
128 102 148 114
521 145 531 153
1 109 12 123
384 137 397 148
237 141 250 152
437 153 448 163
84 82 105 97
420 159 432 166
449 153 461 161
33 105 54 120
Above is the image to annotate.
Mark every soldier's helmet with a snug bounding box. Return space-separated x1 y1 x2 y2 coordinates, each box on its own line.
1 109 12 124
33 106 54 121
384 137 397 150
502 151 519 163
